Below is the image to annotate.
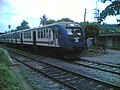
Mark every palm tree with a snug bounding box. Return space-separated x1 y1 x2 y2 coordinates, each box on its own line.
40 14 48 26
8 25 11 29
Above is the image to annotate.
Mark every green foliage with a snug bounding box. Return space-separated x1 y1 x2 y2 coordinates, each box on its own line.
21 20 30 30
79 22 100 38
46 19 56 25
0 48 12 66
101 24 120 33
16 20 30 30
115 25 120 32
0 48 24 90
0 64 24 90
100 0 120 20
100 0 112 3
40 14 48 26
40 16 74 25
16 26 23 30
57 18 74 22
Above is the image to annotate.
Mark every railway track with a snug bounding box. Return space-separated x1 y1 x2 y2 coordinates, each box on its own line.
8 49 120 90
74 59 120 75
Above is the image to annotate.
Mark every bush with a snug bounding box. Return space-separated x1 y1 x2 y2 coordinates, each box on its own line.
0 48 12 66
0 47 24 90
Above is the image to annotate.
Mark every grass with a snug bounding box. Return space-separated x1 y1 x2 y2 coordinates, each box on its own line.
0 47 25 90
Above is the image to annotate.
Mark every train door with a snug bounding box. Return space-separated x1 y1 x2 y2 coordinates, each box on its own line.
53 27 59 47
15 33 17 44
11 34 13 43
48 28 53 46
20 33 23 45
33 31 36 45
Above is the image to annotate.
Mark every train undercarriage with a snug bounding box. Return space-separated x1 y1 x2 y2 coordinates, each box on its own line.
1 42 83 59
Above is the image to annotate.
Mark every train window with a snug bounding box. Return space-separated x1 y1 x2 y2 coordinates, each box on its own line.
7 35 8 39
41 29 43 38
8 35 9 39
66 29 73 35
10 34 12 39
12 34 14 39
24 32 26 38
24 31 31 39
40 30 41 38
48 28 51 39
13 33 15 39
44 29 45 38
74 29 82 35
9 34 10 39
54 27 57 37
38 29 40 38
29 31 31 38
55 30 59 38
39 28 51 39
16 33 20 39
46 28 48 38
66 27 82 36
4 35 5 39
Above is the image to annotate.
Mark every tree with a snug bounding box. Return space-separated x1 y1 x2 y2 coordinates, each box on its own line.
46 19 56 25
21 20 30 30
100 0 120 21
8 25 11 29
11 29 14 32
80 22 100 37
80 22 100 44
16 20 30 30
16 26 22 30
40 14 48 26
57 18 74 22
100 0 112 3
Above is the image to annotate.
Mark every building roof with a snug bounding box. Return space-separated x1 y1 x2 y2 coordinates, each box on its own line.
99 32 120 37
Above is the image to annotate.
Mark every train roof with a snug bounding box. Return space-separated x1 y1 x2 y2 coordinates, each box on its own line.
0 22 81 36
0 32 5 35
48 22 80 27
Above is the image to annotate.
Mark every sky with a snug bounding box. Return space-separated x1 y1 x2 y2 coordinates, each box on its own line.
0 0 119 32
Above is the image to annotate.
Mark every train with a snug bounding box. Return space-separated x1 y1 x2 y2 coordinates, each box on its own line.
0 22 85 59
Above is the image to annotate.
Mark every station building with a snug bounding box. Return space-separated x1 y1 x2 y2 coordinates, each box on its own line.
99 33 120 49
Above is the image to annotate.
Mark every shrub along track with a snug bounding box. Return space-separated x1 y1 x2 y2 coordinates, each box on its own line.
7 48 120 90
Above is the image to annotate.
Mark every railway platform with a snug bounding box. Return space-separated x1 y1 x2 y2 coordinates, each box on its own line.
81 49 120 65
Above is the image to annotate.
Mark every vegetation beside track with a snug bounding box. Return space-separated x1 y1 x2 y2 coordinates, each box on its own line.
81 45 107 57
0 47 24 90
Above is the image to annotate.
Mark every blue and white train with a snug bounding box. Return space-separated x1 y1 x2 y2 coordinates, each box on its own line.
0 22 85 59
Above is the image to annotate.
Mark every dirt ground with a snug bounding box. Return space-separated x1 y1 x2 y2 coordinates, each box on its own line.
81 49 120 65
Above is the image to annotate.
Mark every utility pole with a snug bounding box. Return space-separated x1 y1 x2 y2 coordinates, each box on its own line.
84 8 86 22
94 1 99 22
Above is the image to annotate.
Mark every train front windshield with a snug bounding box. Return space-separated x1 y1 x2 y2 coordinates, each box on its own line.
66 27 84 42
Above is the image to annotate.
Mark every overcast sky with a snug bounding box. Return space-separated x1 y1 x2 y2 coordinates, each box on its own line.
0 0 119 32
